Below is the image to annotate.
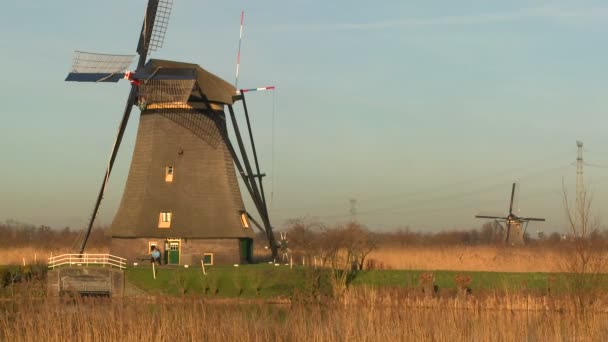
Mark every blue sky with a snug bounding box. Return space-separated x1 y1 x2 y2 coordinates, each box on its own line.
1 1 608 233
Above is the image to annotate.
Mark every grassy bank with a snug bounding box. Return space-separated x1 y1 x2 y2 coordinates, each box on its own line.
3 265 608 340
127 264 330 298
2 263 608 299
125 264 608 298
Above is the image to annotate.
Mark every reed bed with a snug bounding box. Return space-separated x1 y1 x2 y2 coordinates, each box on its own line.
1 247 109 266
367 246 566 272
2 291 608 342
0 245 575 273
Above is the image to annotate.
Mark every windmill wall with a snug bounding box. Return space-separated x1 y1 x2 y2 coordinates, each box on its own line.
109 107 255 264
507 222 525 246
111 237 248 265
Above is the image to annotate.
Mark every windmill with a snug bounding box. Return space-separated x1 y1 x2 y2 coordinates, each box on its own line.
65 0 277 264
475 183 545 245
279 232 289 262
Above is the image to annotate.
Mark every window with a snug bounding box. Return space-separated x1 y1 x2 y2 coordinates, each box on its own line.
202 253 214 265
148 241 158 253
165 166 174 182
158 212 172 228
240 212 250 229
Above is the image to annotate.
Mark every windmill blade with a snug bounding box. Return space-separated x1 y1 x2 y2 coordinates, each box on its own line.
475 215 506 220
78 87 138 254
508 182 516 215
65 51 135 82
72 1 174 253
137 0 173 58
521 217 546 222
513 182 520 214
523 221 534 239
493 220 505 232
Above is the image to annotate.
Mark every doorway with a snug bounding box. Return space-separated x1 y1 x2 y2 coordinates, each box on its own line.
166 240 180 265
240 238 253 264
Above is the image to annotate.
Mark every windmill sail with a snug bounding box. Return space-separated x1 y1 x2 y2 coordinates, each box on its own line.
65 51 135 82
475 182 545 245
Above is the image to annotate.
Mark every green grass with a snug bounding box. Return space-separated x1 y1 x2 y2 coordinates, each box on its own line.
351 270 553 292
2 263 608 298
126 264 330 298
126 265 608 297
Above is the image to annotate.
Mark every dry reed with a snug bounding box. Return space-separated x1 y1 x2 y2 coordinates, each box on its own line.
367 246 566 272
2 293 608 342
1 247 109 266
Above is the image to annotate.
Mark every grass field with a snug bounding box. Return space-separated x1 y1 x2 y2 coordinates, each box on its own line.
2 244 607 298
124 264 608 298
4 262 600 299
3 249 608 341
127 264 329 298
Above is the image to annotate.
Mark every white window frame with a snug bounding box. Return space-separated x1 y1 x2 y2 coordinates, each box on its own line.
148 241 158 253
202 253 214 265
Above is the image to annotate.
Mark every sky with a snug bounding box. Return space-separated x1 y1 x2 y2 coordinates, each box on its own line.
1 0 608 234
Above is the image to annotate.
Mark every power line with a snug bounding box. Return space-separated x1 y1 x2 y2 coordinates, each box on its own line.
271 162 574 215
312 183 566 221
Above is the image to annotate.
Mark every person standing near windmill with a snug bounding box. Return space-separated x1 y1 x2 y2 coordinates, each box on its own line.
151 246 161 266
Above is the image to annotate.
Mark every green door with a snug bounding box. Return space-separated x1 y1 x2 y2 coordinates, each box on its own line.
240 238 253 263
168 241 180 264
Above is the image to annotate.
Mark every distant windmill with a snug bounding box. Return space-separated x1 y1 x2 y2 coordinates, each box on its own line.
65 0 277 264
475 183 545 245
279 232 290 262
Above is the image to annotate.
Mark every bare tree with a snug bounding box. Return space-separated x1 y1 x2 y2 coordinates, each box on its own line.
341 222 376 270
285 218 325 263
561 183 607 309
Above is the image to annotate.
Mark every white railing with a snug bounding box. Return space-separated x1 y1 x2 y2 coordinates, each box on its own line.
48 254 126 270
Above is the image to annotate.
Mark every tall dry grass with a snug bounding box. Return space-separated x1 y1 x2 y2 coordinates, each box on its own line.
367 246 567 272
0 245 575 273
1 247 109 266
2 294 608 341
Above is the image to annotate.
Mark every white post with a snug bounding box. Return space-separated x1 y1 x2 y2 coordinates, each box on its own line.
152 261 156 280
314 256 317 269
34 253 37 264
201 259 207 275
22 257 25 267
302 256 305 266
290 256 293 269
